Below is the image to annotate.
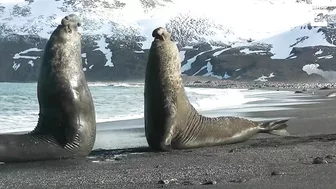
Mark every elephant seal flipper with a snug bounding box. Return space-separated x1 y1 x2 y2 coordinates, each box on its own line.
160 112 177 151
144 27 290 151
258 119 290 136
0 14 96 163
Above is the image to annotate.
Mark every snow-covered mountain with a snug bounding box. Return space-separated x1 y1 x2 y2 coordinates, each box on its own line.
1 0 336 82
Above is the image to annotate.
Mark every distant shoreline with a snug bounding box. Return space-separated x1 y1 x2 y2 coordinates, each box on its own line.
1 77 335 91
182 78 336 90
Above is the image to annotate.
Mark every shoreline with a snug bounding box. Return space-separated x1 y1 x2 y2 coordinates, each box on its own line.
183 80 336 90
2 78 336 90
1 86 314 135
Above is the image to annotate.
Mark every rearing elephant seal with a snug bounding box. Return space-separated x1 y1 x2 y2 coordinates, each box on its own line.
144 27 289 151
0 14 96 163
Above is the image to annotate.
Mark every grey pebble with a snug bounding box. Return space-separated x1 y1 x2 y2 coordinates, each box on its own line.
229 178 247 183
202 180 217 185
312 157 328 164
271 171 285 176
158 179 170 184
325 155 336 159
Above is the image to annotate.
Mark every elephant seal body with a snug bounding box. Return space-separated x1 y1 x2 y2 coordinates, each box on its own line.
0 14 96 162
144 27 289 151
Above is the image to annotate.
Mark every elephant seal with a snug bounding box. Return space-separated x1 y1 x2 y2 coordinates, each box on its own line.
0 14 96 163
144 27 289 151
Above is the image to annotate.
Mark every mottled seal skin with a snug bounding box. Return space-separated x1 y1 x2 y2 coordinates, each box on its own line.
0 14 96 163
144 27 289 151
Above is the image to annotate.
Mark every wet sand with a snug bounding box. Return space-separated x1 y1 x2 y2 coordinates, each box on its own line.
1 88 336 189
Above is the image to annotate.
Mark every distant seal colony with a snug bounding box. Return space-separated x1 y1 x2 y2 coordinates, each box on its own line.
144 27 289 151
0 14 96 162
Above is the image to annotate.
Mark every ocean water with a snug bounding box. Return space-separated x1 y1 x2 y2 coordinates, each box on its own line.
0 82 323 134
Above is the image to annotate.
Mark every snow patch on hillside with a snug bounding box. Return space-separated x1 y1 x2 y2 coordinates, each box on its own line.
12 62 20 71
315 49 323 55
81 53 88 68
202 61 231 79
179 51 186 62
213 48 229 57
259 25 336 59
223 72 231 79
181 51 208 73
288 55 297 59
317 54 333 59
28 60 34 66
254 73 275 82
11 48 43 70
192 65 207 76
240 48 267 55
12 48 42 60
94 36 114 67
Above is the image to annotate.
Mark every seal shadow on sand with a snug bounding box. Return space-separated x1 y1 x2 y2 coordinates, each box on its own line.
88 133 336 160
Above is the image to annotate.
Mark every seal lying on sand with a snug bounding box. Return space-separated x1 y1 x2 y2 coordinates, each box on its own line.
0 14 96 163
144 27 289 151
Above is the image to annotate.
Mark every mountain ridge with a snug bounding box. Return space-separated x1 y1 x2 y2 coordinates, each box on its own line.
1 0 336 82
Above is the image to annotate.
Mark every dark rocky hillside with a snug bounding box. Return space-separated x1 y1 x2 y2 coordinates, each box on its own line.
1 0 336 82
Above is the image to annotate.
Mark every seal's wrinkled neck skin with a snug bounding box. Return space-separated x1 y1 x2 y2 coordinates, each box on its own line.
40 14 82 77
148 27 184 107
149 27 181 80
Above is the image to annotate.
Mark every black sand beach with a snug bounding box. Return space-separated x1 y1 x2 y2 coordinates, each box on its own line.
1 87 336 189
